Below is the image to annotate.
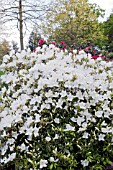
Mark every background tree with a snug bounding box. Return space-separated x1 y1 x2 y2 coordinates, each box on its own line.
12 40 19 53
41 0 105 48
103 12 113 52
0 1 9 40
0 0 54 50
0 39 11 64
28 30 41 51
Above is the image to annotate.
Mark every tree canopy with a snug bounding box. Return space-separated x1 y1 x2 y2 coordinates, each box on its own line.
0 39 10 64
103 13 113 46
41 0 105 47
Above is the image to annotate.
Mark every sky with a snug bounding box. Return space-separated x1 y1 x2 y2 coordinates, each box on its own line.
3 0 113 49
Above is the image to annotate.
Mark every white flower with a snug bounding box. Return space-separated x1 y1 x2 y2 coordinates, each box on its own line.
95 111 103 118
42 44 47 49
18 143 26 151
50 157 55 162
3 54 11 63
1 86 7 94
103 111 110 118
56 99 63 108
1 130 6 137
35 113 41 122
73 49 77 54
0 110 8 118
83 110 92 121
67 52 72 57
98 134 105 141
35 46 41 52
39 159 48 169
53 92 59 97
91 118 96 123
76 116 85 126
101 127 111 134
64 124 75 131
33 126 39 137
40 103 50 111
32 105 38 111
78 127 86 132
8 153 16 161
79 102 86 109
26 117 33 126
1 157 9 164
60 90 67 97
54 134 59 140
49 44 56 49
64 49 68 53
45 136 51 142
82 132 89 139
81 159 89 167
87 53 92 58
54 118 60 124
10 145 15 151
1 145 8 155
22 105 30 113
67 94 73 101
0 115 13 130
7 138 15 145
50 157 59 162
71 117 76 122
30 97 37 105
78 50 86 55
76 90 83 100
101 121 107 126
14 113 22 123
112 137 113 143
52 147 58 155
45 90 53 98
26 127 34 136
82 122 87 128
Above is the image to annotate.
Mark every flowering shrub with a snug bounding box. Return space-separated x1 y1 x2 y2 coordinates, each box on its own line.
0 45 113 170
37 39 110 61
36 39 67 51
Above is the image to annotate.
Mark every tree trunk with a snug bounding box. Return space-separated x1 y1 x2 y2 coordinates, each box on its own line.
19 0 24 50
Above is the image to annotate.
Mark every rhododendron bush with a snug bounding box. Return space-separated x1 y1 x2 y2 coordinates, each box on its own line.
0 45 113 170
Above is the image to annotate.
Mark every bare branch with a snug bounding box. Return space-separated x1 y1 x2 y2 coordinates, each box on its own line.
0 0 55 49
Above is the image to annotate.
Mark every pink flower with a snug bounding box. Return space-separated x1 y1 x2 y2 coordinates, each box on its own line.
85 46 90 51
100 56 106 59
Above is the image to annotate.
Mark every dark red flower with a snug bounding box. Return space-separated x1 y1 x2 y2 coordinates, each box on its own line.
38 38 46 46
51 41 56 46
59 41 67 50
91 55 99 60
33 48 36 52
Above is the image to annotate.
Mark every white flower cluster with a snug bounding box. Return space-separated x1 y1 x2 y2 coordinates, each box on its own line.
0 45 113 169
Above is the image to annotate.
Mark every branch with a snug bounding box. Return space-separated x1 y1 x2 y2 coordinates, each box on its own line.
2 6 18 12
